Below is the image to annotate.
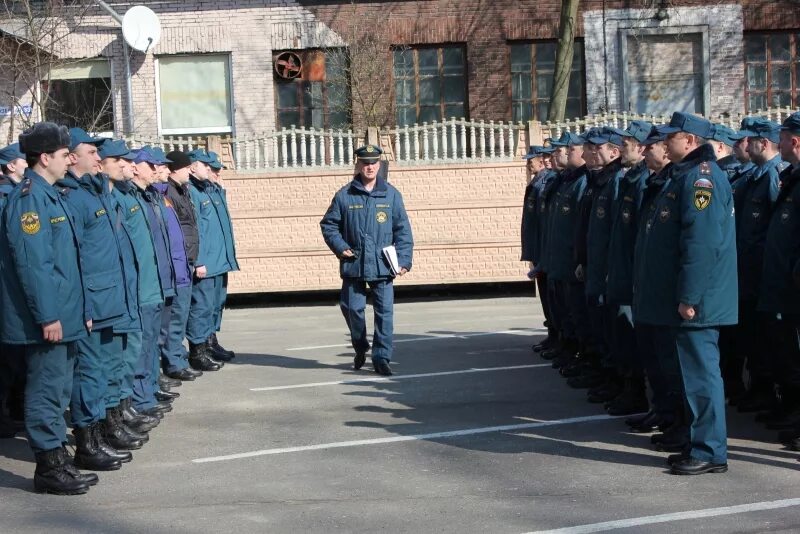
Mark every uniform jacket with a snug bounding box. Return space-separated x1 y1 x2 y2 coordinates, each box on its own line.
165 178 199 265
537 170 561 272
758 164 800 315
0 170 88 344
633 144 738 327
585 159 624 297
732 155 781 301
208 183 239 272
606 160 649 304
152 183 191 288
717 155 742 183
58 172 126 330
574 169 599 270
320 177 414 281
189 177 235 278
140 185 175 299
546 166 587 282
111 181 163 306
520 178 537 263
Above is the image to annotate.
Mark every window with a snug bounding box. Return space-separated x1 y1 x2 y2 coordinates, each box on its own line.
157 54 233 135
393 45 467 127
43 59 113 134
273 49 350 130
744 32 800 112
510 41 585 122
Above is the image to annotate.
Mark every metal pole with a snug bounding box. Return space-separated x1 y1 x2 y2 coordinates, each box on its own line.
94 1 134 134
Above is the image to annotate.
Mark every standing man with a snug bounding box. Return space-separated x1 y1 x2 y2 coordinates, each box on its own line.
635 112 737 475
0 123 92 494
320 145 414 376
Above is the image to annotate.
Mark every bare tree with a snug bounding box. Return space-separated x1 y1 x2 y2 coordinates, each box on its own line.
0 0 101 143
547 0 580 122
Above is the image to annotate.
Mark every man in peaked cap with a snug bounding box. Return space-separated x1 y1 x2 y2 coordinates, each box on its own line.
709 124 740 178
635 112 737 475
0 122 95 494
321 144 414 376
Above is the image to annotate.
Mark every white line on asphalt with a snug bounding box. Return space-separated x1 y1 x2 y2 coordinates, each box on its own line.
285 328 541 351
192 414 622 464
523 498 800 534
250 363 551 391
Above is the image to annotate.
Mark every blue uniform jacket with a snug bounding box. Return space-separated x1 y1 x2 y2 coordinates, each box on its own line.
586 160 624 297
758 164 800 315
58 172 126 330
537 170 561 272
732 155 781 301
717 155 741 183
208 183 240 272
140 186 175 299
606 160 649 304
152 183 191 288
521 179 537 262
633 144 738 327
574 169 599 271
546 166 587 282
85 174 141 334
0 170 88 344
112 181 163 306
189 177 234 278
320 177 414 281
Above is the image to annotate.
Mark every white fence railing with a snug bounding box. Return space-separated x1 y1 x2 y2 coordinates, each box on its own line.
122 106 798 172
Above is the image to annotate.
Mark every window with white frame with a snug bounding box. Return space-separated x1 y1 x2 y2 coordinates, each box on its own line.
157 54 233 135
44 59 114 135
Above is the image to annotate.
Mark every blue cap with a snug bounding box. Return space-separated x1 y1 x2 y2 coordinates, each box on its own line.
186 148 214 164
585 126 625 147
0 143 25 165
740 118 781 143
622 121 654 143
97 139 132 160
641 125 670 146
127 148 161 166
68 127 104 151
141 146 172 165
207 151 226 170
522 145 554 160
550 132 584 147
659 112 714 138
709 124 737 146
781 111 800 135
729 117 760 141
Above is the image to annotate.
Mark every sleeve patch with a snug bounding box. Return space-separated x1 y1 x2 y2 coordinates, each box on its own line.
21 212 41 234
693 178 714 189
694 189 712 211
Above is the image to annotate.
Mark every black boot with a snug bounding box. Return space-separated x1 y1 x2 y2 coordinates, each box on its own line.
61 446 99 486
102 408 143 451
121 398 160 432
159 374 182 389
189 342 222 372
34 447 91 495
606 376 649 416
73 425 122 471
92 422 132 463
210 333 235 360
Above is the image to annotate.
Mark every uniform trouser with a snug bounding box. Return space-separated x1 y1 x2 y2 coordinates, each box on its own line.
24 342 76 453
536 272 552 332
161 283 192 373
340 278 394 363
608 303 639 375
586 295 608 360
674 327 727 464
566 281 590 345
636 324 683 420
765 314 800 398
213 273 228 333
71 327 114 428
118 331 142 403
546 278 565 338
737 301 772 389
0 344 25 412
103 333 125 410
187 275 219 344
133 302 163 410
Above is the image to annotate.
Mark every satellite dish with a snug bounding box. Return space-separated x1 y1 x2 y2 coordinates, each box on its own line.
122 6 161 53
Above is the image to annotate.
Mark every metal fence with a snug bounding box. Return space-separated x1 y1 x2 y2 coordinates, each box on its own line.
122 106 798 172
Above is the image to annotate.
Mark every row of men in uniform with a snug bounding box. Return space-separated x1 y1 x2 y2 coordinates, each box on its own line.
0 121 239 495
520 110 800 475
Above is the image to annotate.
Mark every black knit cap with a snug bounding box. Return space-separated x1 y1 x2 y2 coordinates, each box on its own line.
166 150 191 172
19 122 70 156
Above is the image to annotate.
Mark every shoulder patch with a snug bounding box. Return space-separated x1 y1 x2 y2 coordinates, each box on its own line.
694 189 712 211
699 162 711 175
20 211 40 234
95 208 107 217
20 178 32 196
693 178 714 189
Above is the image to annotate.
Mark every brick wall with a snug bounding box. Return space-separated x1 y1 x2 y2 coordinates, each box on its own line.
223 161 530 294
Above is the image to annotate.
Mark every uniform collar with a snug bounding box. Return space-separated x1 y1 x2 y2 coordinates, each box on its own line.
350 176 388 195
23 168 58 199
625 160 649 182
751 154 783 181
673 143 716 173
596 158 623 186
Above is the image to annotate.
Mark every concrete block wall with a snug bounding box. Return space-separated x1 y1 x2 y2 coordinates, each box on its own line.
222 161 530 294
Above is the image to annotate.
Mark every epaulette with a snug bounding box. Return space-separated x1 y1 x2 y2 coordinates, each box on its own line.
19 178 32 196
58 187 70 196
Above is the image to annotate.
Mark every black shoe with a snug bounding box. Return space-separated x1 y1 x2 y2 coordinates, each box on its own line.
629 413 664 434
626 411 654 427
210 333 235 360
102 409 144 451
120 422 149 444
354 350 367 370
72 425 122 472
165 368 199 381
61 446 99 486
147 402 173 414
141 407 166 419
789 437 800 451
92 423 132 464
189 342 222 372
159 375 182 389
533 337 551 353
374 361 393 376
539 348 559 360
666 451 690 466
0 415 17 439
34 448 91 495
567 371 606 389
208 341 233 362
121 405 160 433
736 389 776 413
671 457 728 475
778 428 800 445
606 394 649 416
765 408 800 430
155 390 179 402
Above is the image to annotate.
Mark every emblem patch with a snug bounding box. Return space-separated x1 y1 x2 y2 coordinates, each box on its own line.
782 209 791 223
562 205 571 214
21 212 40 235
694 190 712 211
595 206 606 219
693 178 714 189
659 206 671 222
622 208 632 223
376 211 388 224
752 210 760 219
